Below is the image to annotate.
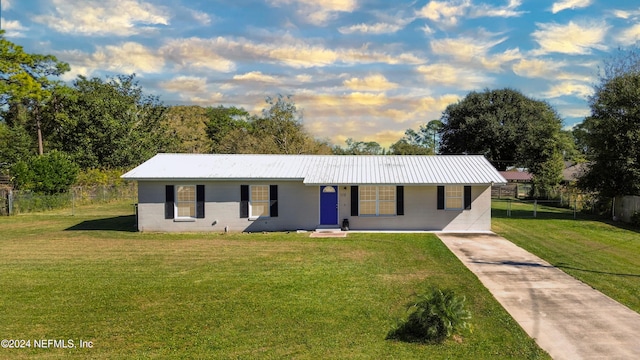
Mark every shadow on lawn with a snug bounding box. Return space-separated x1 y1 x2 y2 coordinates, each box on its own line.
554 263 640 278
472 260 554 268
66 215 137 232
473 259 640 278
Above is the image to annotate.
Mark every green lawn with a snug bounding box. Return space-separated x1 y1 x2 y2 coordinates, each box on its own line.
0 201 547 359
492 200 640 313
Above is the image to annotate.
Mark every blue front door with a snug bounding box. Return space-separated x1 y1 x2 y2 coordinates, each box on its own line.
320 186 338 225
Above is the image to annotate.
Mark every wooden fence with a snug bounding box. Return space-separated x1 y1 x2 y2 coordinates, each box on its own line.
613 195 640 223
491 183 532 199
0 187 10 216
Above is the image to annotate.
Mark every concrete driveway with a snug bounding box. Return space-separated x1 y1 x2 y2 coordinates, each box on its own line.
437 232 640 360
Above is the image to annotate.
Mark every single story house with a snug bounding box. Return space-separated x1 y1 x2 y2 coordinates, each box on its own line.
121 154 506 232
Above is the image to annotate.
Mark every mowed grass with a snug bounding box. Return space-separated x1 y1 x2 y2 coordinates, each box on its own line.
492 200 640 313
0 201 548 359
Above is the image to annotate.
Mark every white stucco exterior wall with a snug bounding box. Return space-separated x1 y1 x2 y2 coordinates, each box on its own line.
136 181 493 232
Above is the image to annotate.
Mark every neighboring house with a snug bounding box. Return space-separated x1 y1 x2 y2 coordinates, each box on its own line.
562 161 589 184
121 154 506 232
499 170 533 183
492 170 532 198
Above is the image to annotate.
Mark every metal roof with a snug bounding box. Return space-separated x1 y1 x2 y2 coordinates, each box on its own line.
121 153 507 185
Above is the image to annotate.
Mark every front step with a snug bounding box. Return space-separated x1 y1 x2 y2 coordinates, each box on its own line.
315 225 342 233
310 230 347 238
311 225 347 238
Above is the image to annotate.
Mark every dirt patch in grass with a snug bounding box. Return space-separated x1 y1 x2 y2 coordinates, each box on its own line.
339 248 373 262
379 270 432 284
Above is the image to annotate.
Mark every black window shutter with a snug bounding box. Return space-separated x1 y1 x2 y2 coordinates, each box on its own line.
351 186 359 216
196 185 205 218
270 185 278 217
165 185 174 219
396 186 404 215
464 186 472 210
437 186 445 210
240 185 249 218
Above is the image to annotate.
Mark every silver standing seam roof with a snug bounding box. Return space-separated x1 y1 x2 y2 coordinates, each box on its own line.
121 153 507 185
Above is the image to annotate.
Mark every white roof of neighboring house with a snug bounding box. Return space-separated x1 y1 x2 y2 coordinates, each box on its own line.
121 153 507 185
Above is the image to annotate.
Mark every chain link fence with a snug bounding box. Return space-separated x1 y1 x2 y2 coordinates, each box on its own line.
492 197 599 220
3 183 137 216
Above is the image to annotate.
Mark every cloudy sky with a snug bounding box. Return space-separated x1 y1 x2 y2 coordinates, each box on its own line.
2 0 639 147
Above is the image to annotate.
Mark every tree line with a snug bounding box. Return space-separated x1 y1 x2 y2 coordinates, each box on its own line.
2 30 640 204
0 30 440 194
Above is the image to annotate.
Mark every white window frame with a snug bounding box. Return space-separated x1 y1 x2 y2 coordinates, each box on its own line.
175 185 196 220
249 185 270 218
359 185 396 216
445 185 463 210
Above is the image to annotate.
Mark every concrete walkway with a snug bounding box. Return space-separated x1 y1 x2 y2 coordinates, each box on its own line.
437 232 640 360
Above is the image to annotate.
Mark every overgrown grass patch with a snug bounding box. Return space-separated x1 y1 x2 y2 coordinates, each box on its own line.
492 202 640 313
0 201 548 359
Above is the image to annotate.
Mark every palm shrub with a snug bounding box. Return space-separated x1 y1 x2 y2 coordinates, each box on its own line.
387 288 471 343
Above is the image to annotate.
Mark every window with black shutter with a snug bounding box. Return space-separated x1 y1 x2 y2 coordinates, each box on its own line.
241 185 277 218
438 185 470 210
